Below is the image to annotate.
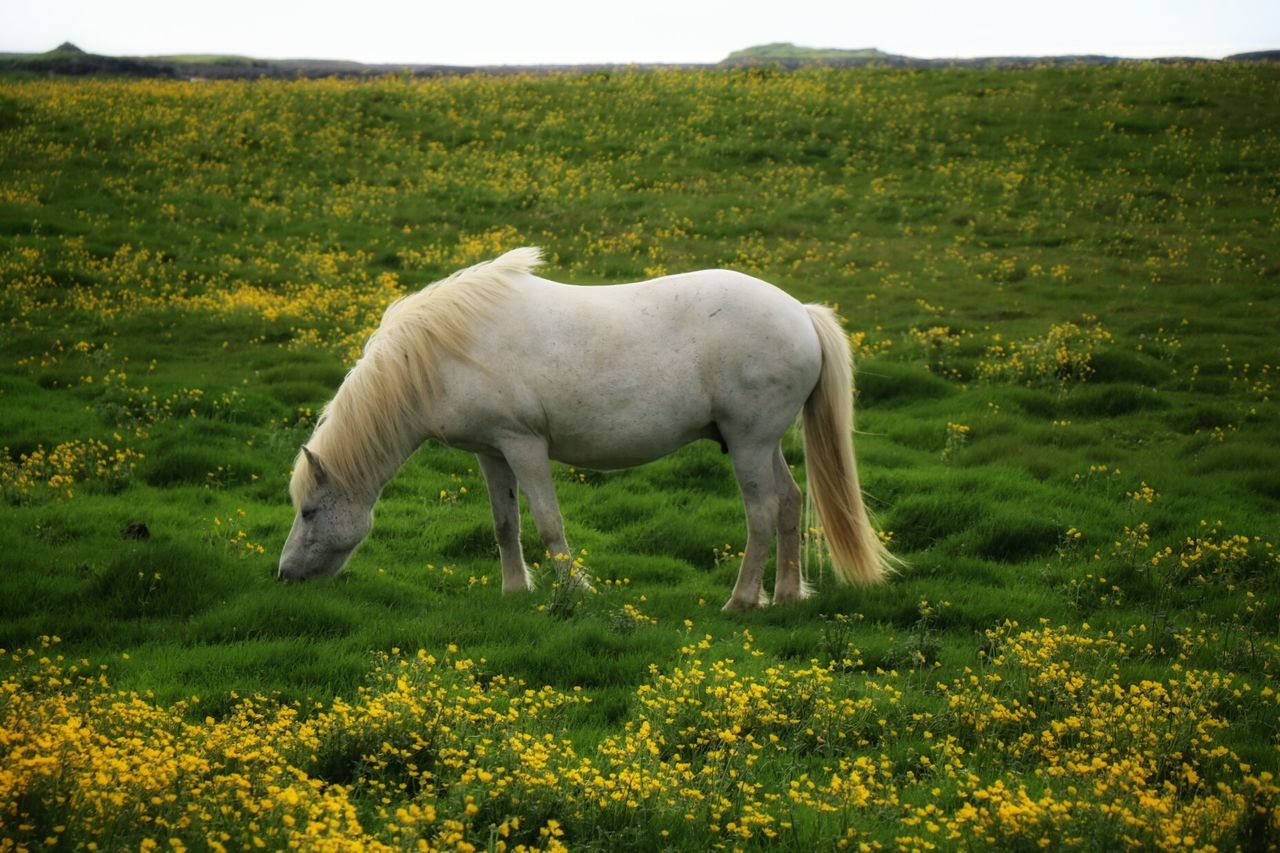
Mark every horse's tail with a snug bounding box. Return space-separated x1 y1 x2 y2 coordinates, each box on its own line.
801 304 897 586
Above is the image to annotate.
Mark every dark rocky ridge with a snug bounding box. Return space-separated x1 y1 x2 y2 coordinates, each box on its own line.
1 42 1275 79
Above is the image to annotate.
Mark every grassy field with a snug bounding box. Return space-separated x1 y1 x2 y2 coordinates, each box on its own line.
1 65 1278 849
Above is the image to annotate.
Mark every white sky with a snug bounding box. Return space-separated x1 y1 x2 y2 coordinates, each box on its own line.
2 0 1277 65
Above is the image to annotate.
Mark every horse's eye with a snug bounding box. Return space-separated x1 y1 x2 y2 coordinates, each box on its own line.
301 507 318 521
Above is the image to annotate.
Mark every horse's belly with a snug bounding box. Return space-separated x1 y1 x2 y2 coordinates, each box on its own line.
547 423 710 470
543 384 713 470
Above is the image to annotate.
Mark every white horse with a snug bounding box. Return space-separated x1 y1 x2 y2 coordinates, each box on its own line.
279 248 893 610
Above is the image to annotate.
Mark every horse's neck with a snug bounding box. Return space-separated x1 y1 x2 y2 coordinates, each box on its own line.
319 363 438 502
364 407 438 500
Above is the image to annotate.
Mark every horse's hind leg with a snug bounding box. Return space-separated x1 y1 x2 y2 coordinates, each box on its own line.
724 442 779 612
772 445 809 605
478 454 534 592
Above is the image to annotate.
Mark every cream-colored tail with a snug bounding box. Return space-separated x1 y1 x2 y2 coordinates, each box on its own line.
802 304 896 585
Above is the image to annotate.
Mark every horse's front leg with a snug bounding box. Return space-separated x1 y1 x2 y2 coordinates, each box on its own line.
477 453 534 592
500 437 593 590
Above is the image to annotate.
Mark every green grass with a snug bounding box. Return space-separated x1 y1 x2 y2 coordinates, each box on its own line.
0 64 1277 849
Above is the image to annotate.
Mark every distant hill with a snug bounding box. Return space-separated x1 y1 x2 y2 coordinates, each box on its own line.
1227 50 1280 62
719 42 1280 69
0 45 465 79
722 43 890 64
0 44 178 77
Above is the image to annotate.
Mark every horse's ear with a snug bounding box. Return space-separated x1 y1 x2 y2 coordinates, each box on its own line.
301 445 329 486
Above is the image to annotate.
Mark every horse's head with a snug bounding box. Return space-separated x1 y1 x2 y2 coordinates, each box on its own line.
278 445 373 581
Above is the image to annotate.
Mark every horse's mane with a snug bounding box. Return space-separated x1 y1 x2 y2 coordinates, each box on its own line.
290 247 542 505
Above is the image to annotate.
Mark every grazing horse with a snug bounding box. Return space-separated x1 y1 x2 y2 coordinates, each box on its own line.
279 248 893 610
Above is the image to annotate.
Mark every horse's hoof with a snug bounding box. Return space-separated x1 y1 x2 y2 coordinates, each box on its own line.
502 571 536 594
772 589 809 606
722 597 759 613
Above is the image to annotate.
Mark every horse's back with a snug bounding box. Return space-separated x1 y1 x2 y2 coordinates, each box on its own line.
529 267 820 390
529 268 819 366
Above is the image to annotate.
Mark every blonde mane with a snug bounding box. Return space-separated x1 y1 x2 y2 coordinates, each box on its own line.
290 247 542 505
